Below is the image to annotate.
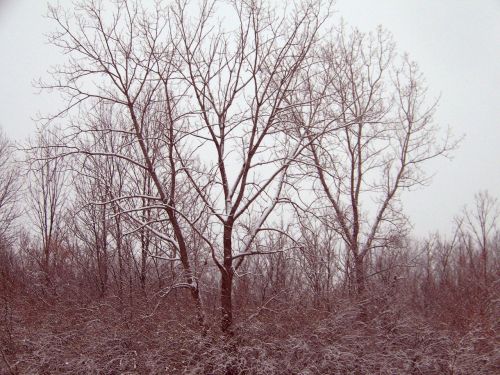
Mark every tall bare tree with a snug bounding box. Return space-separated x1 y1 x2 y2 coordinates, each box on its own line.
290 26 454 295
42 0 329 332
41 0 210 329
170 0 328 332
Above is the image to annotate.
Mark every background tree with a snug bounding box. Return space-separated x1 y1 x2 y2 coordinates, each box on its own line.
0 130 20 243
27 129 69 287
460 190 498 285
0 129 21 304
291 26 454 296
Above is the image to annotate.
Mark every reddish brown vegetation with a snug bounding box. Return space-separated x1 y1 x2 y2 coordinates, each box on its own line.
1 223 498 374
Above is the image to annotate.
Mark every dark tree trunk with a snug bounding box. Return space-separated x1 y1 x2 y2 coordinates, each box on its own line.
354 253 368 321
221 270 234 333
168 206 207 332
140 229 149 292
354 254 365 296
221 221 234 333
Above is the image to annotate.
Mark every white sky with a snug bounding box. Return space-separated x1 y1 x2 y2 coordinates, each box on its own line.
0 0 499 237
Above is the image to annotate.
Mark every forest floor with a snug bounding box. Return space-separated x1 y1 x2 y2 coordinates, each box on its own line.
1 290 498 374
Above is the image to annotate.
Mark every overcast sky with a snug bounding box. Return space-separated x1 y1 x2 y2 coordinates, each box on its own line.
0 0 498 237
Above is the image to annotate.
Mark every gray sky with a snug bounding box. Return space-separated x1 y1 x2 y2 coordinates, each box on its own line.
0 0 499 237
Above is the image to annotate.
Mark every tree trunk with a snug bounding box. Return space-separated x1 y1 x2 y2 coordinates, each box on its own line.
221 222 234 333
168 210 207 332
98 208 108 297
43 240 51 285
221 269 234 333
354 253 368 321
354 254 365 296
140 229 149 292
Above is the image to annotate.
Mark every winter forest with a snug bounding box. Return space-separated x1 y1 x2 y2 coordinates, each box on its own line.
0 0 498 374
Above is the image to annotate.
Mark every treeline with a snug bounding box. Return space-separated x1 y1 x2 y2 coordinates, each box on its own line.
0 0 498 373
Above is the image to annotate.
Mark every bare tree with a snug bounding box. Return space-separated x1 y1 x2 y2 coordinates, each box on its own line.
0 130 19 243
169 0 328 332
296 212 341 308
27 129 69 285
0 129 21 310
41 0 329 332
290 26 455 296
40 0 211 329
458 191 498 285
